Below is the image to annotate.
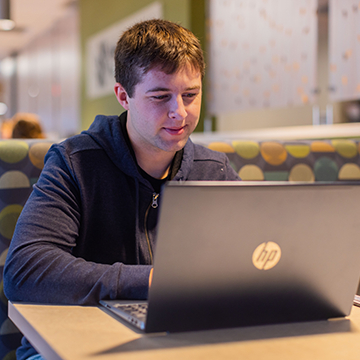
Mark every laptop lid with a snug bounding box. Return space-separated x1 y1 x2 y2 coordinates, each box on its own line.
145 181 360 333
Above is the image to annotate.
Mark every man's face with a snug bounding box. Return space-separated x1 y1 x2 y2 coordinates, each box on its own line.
115 63 202 157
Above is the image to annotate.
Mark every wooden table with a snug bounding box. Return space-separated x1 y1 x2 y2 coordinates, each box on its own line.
9 301 360 360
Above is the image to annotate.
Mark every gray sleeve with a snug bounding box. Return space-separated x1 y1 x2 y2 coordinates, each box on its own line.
3 146 151 305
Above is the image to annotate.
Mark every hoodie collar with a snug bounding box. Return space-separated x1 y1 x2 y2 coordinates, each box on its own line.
82 112 141 180
82 111 192 182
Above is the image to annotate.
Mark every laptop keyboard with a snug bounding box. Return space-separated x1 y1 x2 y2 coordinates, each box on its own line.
114 303 148 321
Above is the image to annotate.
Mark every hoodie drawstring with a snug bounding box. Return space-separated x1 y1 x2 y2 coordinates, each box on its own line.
144 193 159 265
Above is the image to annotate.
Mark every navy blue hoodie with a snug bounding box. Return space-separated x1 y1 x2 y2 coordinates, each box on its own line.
4 112 240 360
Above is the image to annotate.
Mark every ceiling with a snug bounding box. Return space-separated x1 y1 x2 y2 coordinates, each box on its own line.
0 0 76 60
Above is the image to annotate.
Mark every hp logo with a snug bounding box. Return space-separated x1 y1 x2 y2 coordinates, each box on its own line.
252 242 281 270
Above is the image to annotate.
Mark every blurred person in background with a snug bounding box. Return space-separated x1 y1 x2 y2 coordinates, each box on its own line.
11 112 45 139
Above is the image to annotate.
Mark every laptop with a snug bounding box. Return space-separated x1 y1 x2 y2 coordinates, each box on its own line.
100 181 360 333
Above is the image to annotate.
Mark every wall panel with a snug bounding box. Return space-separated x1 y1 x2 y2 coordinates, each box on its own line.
15 5 80 138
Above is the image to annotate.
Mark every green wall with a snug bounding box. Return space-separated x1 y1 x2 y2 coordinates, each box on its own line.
79 0 206 131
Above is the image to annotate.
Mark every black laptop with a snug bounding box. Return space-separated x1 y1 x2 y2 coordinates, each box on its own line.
101 181 360 333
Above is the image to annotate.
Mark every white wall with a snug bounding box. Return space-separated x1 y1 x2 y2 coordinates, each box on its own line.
215 7 345 132
15 6 80 138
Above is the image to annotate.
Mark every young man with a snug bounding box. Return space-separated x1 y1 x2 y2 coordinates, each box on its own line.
4 19 240 360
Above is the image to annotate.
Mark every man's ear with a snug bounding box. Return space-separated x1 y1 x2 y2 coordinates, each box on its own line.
114 83 130 110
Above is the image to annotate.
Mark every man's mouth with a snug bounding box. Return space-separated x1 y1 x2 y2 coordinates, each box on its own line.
163 126 186 136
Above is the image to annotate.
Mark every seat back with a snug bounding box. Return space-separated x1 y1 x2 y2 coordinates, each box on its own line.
0 139 55 360
198 139 360 182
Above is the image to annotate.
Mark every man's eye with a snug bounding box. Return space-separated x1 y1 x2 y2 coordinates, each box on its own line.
183 93 197 98
153 95 168 100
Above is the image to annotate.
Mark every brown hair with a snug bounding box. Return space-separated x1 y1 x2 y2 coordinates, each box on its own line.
114 19 205 97
11 115 44 139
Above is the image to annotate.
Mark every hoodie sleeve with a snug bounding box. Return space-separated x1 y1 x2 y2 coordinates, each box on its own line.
3 145 152 306
181 142 241 181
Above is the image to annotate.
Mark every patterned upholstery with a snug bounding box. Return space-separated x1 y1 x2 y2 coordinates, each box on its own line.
202 139 360 182
0 139 54 360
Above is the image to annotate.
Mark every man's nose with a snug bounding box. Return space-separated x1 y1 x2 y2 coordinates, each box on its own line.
168 96 187 120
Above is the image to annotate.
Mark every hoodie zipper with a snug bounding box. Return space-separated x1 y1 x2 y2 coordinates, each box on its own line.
144 192 159 264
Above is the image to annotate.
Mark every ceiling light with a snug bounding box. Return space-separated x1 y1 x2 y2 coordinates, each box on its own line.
0 102 8 116
0 19 15 30
0 0 15 31
0 57 15 77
